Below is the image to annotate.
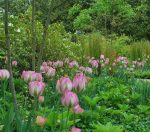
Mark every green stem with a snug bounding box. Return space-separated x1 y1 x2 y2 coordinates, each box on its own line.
65 107 70 129
34 96 38 112
60 107 64 132
3 80 7 111
73 112 76 126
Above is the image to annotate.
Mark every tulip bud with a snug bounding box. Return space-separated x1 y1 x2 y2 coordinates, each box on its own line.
61 90 79 107
29 81 45 97
38 96 44 103
89 60 99 68
73 73 87 92
21 71 43 82
56 77 72 93
73 104 84 114
46 67 56 77
36 116 47 126
0 69 10 80
12 60 17 67
85 67 92 74
71 127 81 132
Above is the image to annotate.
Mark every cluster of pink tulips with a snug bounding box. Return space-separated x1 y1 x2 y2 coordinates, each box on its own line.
89 54 110 68
21 71 45 97
1 54 149 132
56 73 88 131
56 72 87 113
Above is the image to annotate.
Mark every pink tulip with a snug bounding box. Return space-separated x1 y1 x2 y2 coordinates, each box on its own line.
56 77 73 93
38 96 44 103
71 127 81 132
21 71 35 81
36 116 47 126
69 61 79 68
21 71 43 82
40 65 49 73
73 104 84 114
85 67 92 74
61 90 79 107
42 62 47 66
12 60 17 66
29 81 45 97
33 73 43 82
53 61 63 68
47 61 53 66
73 73 87 92
79 66 86 72
46 67 56 77
0 69 10 80
89 60 99 68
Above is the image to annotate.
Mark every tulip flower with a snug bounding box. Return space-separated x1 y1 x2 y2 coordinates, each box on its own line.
71 127 81 132
53 61 63 68
47 61 53 66
85 67 92 74
73 73 87 92
56 76 73 93
12 60 17 66
38 96 44 103
42 62 47 66
46 67 56 77
29 81 45 97
0 69 10 80
36 116 47 127
69 61 79 68
21 71 43 82
79 66 86 72
100 54 105 59
73 104 84 114
61 90 79 107
89 60 99 68
40 65 49 73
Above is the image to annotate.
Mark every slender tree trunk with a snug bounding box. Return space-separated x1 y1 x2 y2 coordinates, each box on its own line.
37 25 48 71
105 12 107 37
37 5 52 71
5 0 18 110
31 0 36 71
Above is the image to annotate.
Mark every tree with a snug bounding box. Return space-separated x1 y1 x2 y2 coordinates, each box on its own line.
4 0 18 110
31 0 36 71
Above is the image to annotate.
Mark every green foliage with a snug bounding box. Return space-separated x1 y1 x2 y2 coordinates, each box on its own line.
130 41 150 60
69 4 81 16
93 122 123 132
73 9 92 30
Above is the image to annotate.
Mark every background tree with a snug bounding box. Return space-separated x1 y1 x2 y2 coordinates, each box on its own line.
4 0 18 110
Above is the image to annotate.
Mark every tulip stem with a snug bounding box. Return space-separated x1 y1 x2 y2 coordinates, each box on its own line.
60 107 64 132
65 107 70 129
34 96 39 112
3 80 7 111
73 112 76 126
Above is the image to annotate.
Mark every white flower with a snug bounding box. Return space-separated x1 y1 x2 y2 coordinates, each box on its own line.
16 28 21 33
8 23 13 27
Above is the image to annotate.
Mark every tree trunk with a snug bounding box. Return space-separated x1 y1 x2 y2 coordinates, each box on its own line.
31 0 36 71
5 0 18 110
37 6 52 71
